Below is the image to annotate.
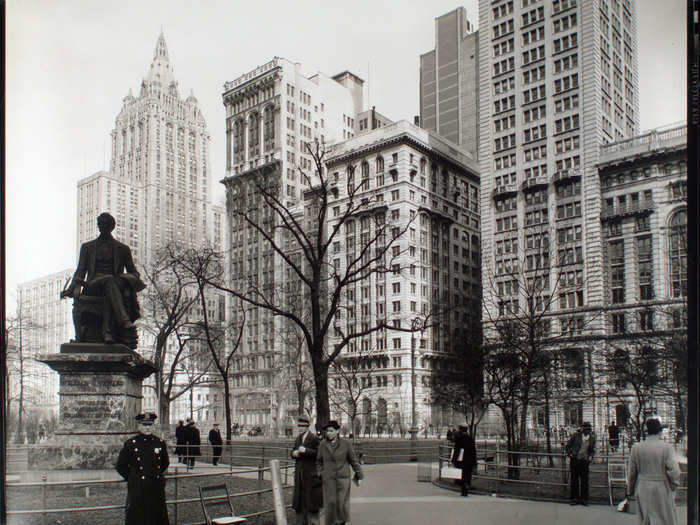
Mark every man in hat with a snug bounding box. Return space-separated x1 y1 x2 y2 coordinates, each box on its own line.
175 420 186 464
116 413 170 524
451 424 477 496
183 417 201 469
291 416 322 525
565 421 596 506
208 423 223 466
317 420 363 525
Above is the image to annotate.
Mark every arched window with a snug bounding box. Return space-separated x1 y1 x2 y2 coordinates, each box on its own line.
263 106 275 151
376 156 384 172
668 209 687 297
361 161 369 178
420 158 426 174
248 112 259 157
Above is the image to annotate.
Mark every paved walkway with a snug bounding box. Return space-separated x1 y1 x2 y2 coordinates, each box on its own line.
348 463 687 525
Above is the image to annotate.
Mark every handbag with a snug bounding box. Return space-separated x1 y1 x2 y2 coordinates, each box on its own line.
616 498 628 512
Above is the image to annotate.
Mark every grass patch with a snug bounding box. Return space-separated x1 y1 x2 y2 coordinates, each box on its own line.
7 473 295 525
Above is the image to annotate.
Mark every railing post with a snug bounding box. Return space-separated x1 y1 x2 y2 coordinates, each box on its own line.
41 472 48 525
270 459 288 525
173 467 179 525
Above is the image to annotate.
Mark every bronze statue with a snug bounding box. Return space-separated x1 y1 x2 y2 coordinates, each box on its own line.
61 212 146 348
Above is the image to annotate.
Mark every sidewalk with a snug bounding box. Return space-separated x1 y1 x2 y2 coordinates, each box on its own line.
348 463 687 525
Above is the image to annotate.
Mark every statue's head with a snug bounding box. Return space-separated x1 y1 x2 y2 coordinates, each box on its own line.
97 212 116 234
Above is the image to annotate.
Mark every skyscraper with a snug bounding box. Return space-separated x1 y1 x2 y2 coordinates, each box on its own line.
420 7 480 159
221 57 364 430
77 32 223 262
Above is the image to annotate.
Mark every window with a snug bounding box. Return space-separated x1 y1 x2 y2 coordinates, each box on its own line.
637 236 653 300
611 313 626 334
668 210 687 297
639 310 654 331
609 240 624 303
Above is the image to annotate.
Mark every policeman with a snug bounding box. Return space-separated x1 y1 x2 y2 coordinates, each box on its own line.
116 412 170 524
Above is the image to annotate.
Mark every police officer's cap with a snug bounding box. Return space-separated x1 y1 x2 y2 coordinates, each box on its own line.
136 412 157 423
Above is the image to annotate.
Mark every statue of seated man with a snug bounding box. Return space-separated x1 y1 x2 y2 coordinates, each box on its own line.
61 212 146 345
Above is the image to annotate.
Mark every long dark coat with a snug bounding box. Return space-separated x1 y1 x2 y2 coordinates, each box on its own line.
452 430 477 486
116 432 170 525
291 431 322 513
184 423 201 457
317 438 363 524
209 428 223 459
175 424 186 457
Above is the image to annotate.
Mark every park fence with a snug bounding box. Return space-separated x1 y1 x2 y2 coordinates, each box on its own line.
6 444 296 525
432 442 688 505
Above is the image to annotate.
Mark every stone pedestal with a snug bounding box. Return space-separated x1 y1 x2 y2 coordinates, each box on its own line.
35 343 156 469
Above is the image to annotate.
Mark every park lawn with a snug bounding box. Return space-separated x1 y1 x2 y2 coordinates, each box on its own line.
6 473 294 525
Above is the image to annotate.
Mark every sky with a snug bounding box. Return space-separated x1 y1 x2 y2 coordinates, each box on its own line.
5 0 687 311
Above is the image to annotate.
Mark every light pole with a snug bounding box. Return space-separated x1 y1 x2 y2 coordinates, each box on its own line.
409 317 422 446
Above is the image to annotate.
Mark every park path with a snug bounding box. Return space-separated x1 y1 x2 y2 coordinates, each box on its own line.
348 463 687 525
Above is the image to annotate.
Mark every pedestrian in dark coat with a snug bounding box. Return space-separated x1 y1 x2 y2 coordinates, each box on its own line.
208 423 223 466
175 420 186 464
451 424 477 496
608 421 620 453
627 418 681 525
317 420 363 525
116 413 169 525
565 421 596 505
183 418 201 469
291 416 322 525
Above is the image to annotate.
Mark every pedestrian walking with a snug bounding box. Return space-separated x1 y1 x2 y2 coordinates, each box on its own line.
175 420 186 464
565 421 596 506
291 416 322 525
626 418 681 525
183 417 201 469
451 424 477 496
116 413 170 525
208 423 223 466
608 421 620 453
317 420 363 525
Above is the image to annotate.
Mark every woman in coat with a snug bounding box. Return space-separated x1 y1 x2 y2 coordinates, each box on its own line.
627 418 682 525
451 424 477 496
317 421 363 525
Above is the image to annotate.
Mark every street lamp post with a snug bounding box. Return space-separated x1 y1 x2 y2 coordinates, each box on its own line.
409 317 422 453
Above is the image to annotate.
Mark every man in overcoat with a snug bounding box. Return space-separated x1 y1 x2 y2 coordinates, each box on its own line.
317 420 363 525
175 420 186 464
291 416 322 525
183 417 201 469
627 418 681 525
116 413 170 525
451 424 477 496
565 421 596 505
208 423 223 466
61 212 146 344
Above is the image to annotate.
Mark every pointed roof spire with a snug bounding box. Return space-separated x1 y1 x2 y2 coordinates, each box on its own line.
145 29 175 87
154 27 170 61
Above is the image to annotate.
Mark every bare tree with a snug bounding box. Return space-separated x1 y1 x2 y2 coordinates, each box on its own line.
176 245 243 443
430 322 487 438
275 316 316 423
328 349 384 438
5 307 46 444
201 140 412 426
140 243 213 434
481 227 600 476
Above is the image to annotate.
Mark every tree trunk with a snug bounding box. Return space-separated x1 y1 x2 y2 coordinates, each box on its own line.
543 372 554 467
223 376 232 443
313 363 330 428
159 393 170 439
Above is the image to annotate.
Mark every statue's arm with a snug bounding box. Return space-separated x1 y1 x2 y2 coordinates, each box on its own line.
62 243 89 298
123 245 140 278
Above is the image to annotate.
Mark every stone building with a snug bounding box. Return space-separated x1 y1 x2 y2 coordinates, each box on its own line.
324 120 481 434
13 269 74 417
220 58 364 432
420 7 480 160
596 122 687 432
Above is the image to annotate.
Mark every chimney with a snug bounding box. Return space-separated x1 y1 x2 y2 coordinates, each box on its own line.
372 106 377 130
414 115 420 126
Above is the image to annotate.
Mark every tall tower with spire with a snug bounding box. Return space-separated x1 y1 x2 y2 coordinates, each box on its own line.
77 31 223 266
